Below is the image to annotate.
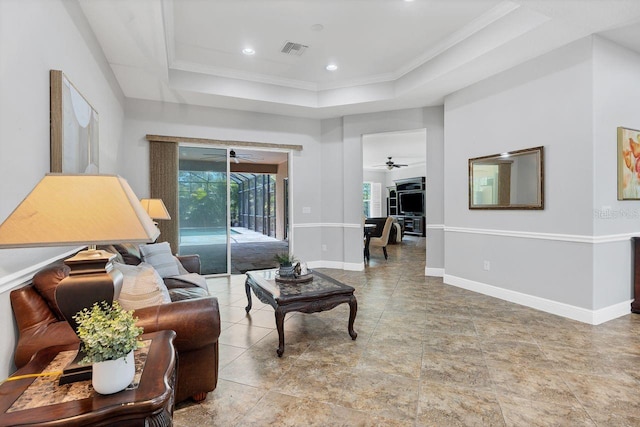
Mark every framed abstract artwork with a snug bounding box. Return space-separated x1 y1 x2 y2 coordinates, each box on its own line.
50 70 99 173
618 126 640 200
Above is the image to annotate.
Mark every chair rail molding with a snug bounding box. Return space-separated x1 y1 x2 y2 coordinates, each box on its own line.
0 247 81 294
292 223 361 229
445 226 639 244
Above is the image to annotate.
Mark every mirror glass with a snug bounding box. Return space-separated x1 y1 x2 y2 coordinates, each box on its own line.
469 146 544 209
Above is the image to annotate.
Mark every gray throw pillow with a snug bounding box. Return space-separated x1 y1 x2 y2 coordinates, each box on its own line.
139 242 180 278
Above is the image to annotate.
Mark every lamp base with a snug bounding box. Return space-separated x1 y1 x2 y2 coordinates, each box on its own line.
55 249 123 384
59 350 92 385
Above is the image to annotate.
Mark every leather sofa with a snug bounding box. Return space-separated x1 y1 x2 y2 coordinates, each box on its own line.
10 245 220 403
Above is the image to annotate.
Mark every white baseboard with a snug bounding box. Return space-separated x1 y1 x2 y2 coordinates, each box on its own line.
425 267 444 277
307 260 363 272
444 274 631 325
592 300 633 325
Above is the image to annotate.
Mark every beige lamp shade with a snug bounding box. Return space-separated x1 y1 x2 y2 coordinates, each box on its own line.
0 174 160 248
140 198 171 221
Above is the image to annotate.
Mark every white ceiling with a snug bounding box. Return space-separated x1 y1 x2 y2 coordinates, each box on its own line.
78 0 640 120
363 129 427 170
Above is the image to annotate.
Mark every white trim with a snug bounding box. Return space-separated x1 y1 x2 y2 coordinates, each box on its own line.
426 224 445 230
293 223 360 229
425 267 444 277
592 300 633 325
0 248 80 294
445 226 638 244
444 274 630 325
307 260 363 272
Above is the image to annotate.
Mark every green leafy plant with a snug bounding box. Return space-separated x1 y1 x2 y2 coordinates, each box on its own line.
73 301 143 364
273 252 297 267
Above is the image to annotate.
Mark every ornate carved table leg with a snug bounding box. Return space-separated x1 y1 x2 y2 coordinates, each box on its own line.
275 307 285 357
348 295 358 340
245 278 253 313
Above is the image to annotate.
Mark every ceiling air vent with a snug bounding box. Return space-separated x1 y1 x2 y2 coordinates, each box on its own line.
280 41 308 56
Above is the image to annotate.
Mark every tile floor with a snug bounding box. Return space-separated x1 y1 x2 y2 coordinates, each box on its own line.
174 236 640 426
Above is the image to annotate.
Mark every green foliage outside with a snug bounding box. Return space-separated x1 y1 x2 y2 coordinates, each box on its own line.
179 171 227 228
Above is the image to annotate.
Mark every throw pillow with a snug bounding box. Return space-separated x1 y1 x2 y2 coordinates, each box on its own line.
114 262 171 310
174 256 189 275
139 242 180 278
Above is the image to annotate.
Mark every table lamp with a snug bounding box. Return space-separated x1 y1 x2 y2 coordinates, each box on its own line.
0 174 159 383
140 198 171 223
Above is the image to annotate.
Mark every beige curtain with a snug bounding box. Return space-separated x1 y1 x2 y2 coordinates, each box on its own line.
149 141 179 253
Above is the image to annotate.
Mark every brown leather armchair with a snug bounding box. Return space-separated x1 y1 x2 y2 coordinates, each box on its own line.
10 254 220 403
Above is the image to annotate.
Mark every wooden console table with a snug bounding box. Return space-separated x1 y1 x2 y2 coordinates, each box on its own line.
245 269 357 357
0 330 176 427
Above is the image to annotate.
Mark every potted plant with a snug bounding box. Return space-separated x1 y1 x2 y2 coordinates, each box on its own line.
274 252 297 277
73 301 143 394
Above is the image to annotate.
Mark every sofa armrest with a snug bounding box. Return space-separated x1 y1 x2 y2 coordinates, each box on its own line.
133 297 219 352
10 286 60 334
11 285 79 368
176 254 200 274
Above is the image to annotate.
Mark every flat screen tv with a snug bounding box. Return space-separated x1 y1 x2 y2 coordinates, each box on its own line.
400 192 424 214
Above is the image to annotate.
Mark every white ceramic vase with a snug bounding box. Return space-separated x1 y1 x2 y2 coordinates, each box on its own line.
92 350 135 395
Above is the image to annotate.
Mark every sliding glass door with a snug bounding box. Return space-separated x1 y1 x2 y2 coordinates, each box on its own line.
177 146 228 275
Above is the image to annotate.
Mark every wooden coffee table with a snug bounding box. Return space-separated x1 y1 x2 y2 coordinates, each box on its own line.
0 330 176 427
245 269 357 357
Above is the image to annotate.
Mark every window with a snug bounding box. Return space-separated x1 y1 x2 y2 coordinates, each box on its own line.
363 182 382 218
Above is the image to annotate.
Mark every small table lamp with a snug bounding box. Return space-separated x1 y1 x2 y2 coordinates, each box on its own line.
0 174 159 383
140 198 171 223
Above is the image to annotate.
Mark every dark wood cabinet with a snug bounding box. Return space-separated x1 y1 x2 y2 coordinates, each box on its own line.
387 187 398 216
633 237 640 313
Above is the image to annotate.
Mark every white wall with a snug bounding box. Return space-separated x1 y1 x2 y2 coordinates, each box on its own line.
592 36 640 309
121 99 323 263
121 103 446 274
339 108 444 268
424 107 445 274
0 0 124 379
319 118 346 266
444 36 640 322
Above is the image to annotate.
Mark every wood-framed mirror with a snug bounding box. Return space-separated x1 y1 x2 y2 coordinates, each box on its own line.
469 146 544 210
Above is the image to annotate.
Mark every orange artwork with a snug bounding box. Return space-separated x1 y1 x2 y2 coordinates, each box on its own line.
618 127 640 200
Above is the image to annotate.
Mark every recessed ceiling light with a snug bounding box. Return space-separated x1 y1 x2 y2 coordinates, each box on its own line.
326 64 338 71
242 48 255 55
311 23 324 31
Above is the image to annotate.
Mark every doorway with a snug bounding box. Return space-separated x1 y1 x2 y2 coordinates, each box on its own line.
177 145 290 275
229 152 289 273
361 129 427 262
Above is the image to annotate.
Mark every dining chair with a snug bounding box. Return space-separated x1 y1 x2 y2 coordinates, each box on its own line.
369 216 394 259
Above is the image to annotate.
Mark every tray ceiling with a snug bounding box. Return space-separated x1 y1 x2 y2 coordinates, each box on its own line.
79 0 640 119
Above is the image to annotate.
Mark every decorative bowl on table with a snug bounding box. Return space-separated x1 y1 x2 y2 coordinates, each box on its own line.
275 262 313 284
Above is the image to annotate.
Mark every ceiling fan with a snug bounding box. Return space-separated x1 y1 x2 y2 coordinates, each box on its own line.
202 149 263 163
374 157 408 170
